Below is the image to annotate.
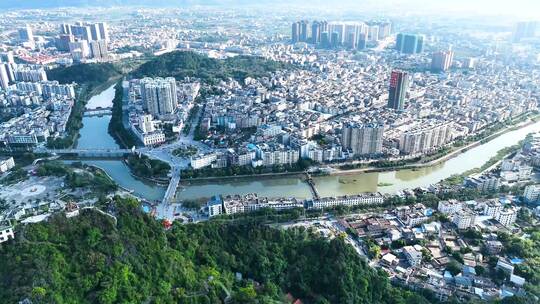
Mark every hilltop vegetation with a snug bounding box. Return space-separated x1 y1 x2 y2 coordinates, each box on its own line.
48 63 122 88
0 197 435 304
132 51 290 84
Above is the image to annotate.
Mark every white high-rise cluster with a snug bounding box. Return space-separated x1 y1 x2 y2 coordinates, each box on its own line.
140 77 178 117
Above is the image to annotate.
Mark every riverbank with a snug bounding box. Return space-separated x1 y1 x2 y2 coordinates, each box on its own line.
332 112 540 176
108 81 140 149
179 170 307 184
177 114 539 183
46 76 122 149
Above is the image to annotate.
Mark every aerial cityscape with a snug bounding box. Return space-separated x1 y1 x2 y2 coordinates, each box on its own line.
0 0 540 303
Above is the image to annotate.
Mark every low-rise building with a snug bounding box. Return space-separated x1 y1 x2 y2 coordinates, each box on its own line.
308 193 384 209
0 226 14 243
496 208 517 227
452 210 476 229
438 200 462 215
496 258 514 274
523 184 540 203
483 200 504 218
403 245 423 267
465 174 500 192
0 157 15 173
486 240 504 254
190 153 217 169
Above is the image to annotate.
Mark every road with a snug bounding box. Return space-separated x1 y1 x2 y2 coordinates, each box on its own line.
144 103 211 169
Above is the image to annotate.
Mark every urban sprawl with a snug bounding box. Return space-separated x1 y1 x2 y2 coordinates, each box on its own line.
1 7 540 303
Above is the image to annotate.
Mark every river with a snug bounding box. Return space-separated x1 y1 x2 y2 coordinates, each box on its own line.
72 84 540 202
73 84 166 201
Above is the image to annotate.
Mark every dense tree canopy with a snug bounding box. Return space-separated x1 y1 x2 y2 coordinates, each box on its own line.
48 63 122 87
0 197 434 304
132 51 291 84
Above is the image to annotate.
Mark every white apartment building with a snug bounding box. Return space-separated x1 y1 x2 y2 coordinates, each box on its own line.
223 199 249 215
496 209 517 227
483 200 504 218
139 114 156 133
264 199 304 211
13 65 47 82
140 77 178 117
341 123 384 156
0 156 15 173
258 124 283 137
402 212 429 227
399 122 451 154
523 184 540 202
207 197 223 217
139 132 166 146
130 114 165 146
190 153 217 169
310 194 384 209
261 149 299 167
403 245 423 267
465 175 500 192
452 210 476 229
0 226 14 243
246 198 304 212
500 165 533 182
437 200 463 215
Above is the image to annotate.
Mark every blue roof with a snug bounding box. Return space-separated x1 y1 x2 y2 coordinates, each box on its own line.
463 266 476 275
500 198 511 204
501 290 514 298
455 276 472 286
208 195 222 206
510 258 524 264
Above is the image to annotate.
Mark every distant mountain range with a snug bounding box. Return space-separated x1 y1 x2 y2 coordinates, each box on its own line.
2 0 538 19
1 0 315 9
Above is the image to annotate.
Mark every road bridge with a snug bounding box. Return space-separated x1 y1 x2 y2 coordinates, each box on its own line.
42 148 133 158
163 166 181 205
35 147 183 206
83 108 113 117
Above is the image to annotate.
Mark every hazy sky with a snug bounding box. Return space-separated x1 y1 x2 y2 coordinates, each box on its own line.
371 0 540 17
1 0 540 18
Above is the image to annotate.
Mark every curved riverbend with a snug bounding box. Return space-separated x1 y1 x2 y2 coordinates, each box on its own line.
177 121 540 200
72 85 540 201
73 84 166 201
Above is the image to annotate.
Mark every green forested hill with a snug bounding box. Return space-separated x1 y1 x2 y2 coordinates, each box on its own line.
132 51 290 84
0 197 432 304
48 63 122 87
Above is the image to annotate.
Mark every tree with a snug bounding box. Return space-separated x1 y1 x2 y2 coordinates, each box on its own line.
446 261 462 276
475 265 486 276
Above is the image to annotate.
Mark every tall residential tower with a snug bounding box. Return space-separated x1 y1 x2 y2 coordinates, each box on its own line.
387 70 409 111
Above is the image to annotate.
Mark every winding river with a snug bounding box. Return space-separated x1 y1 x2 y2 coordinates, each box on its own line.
73 85 166 201
73 84 540 202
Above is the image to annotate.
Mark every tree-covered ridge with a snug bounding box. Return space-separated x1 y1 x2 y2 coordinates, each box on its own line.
132 51 291 83
0 197 433 304
48 63 122 87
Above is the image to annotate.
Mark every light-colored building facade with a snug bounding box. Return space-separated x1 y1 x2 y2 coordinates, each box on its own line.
0 156 15 173
0 226 14 243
